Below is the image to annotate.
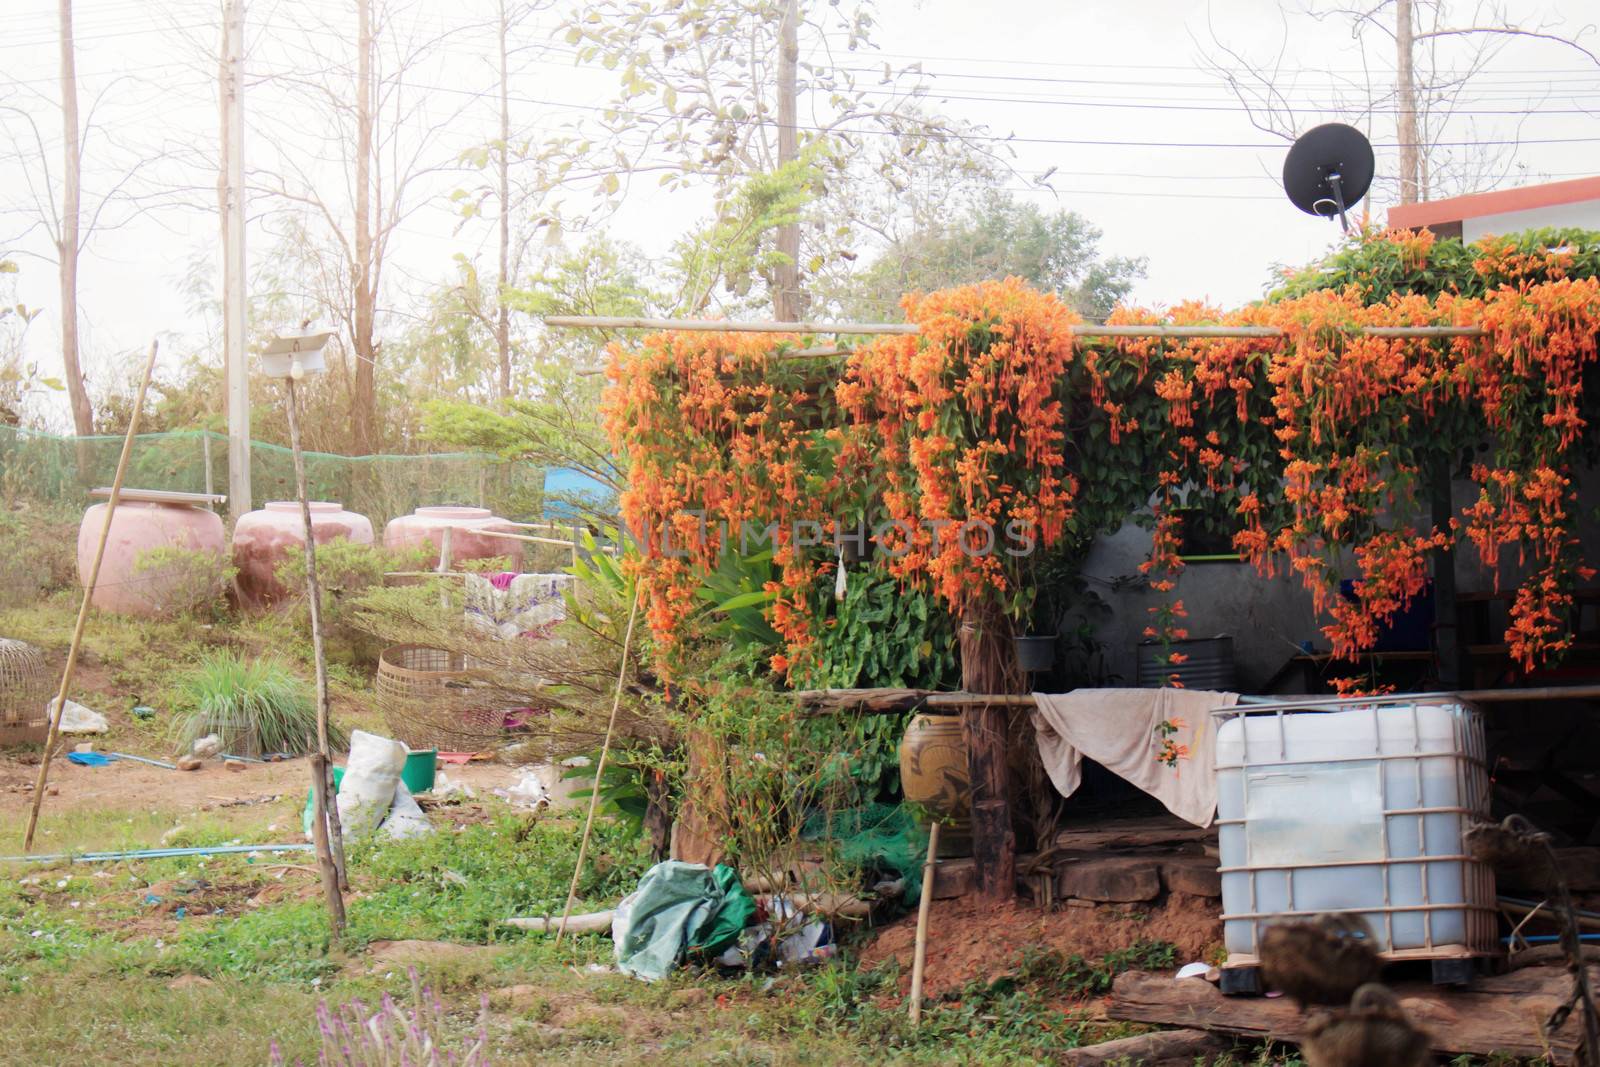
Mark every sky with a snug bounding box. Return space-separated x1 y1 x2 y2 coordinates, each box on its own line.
2 0 1598 429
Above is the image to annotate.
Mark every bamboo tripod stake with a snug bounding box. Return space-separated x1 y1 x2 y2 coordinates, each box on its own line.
24 339 161 851
908 820 940 1027
285 376 348 929
555 586 642 947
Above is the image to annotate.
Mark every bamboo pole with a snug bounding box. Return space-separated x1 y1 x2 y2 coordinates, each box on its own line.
285 376 348 928
555 585 642 948
543 315 1488 340
908 821 941 1027
23 339 160 851
543 315 919 335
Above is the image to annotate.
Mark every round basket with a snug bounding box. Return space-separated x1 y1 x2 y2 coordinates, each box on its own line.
375 644 508 751
0 638 52 748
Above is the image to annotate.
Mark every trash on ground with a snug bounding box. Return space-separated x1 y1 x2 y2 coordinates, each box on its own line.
431 770 475 799
191 734 223 759
66 751 114 767
50 698 109 734
491 769 551 810
613 861 757 981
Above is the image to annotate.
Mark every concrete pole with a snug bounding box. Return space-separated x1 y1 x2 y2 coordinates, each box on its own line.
1396 0 1420 205
222 0 250 519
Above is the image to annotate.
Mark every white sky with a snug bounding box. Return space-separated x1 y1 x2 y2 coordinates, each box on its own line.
2 0 1598 429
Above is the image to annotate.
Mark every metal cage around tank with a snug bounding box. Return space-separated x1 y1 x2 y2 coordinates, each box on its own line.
1211 694 1498 970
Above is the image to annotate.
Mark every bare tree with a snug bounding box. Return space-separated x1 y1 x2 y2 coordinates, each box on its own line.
250 0 475 454
450 0 560 403
1199 0 1600 204
0 5 180 443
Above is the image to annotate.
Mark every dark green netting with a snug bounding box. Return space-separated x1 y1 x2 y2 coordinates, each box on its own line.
802 802 930 901
0 425 544 527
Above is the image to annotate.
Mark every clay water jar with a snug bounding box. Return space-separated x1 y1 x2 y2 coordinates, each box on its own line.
898 712 974 857
383 505 523 569
232 501 374 608
78 500 226 617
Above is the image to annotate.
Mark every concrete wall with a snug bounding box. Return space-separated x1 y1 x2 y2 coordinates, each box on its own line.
1463 201 1600 243
1073 466 1600 695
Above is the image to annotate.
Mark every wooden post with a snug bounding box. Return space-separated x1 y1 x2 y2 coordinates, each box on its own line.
908 820 940 1027
286 376 348 927
959 603 1019 900
23 340 160 850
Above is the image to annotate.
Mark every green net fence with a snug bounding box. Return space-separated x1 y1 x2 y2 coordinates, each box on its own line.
802 802 929 902
0 425 545 528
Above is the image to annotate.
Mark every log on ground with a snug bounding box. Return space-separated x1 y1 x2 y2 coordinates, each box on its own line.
1107 966 1596 1064
1059 1028 1235 1065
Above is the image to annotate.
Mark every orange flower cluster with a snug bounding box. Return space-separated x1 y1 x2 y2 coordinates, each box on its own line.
838 279 1081 620
602 330 840 667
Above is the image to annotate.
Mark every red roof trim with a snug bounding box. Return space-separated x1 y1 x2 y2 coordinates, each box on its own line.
1387 175 1600 230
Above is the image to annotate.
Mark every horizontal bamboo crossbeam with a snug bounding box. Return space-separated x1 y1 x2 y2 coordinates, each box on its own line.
788 684 1600 715
544 315 919 335
544 315 1489 340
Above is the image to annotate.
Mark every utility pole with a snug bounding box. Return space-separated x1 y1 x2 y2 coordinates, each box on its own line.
58 0 94 446
221 0 250 518
773 0 801 321
495 0 512 403
1396 0 1420 205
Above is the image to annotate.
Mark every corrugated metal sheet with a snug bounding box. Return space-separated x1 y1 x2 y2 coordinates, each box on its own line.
1136 636 1236 690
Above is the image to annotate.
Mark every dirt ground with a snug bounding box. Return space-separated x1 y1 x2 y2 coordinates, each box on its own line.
858 891 1224 999
0 752 526 825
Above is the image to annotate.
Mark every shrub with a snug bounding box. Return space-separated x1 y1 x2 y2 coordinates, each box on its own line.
131 545 233 619
170 650 340 757
0 505 80 608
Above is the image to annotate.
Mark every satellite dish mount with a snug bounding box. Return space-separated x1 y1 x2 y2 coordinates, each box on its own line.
1283 123 1375 233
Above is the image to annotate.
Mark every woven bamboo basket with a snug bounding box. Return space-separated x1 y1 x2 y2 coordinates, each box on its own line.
375 644 508 751
0 638 51 747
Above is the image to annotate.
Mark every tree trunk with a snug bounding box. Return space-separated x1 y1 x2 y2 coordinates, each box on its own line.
495 0 512 403
1396 0 1420 204
58 0 92 443
772 0 802 321
351 0 377 453
960 600 1020 900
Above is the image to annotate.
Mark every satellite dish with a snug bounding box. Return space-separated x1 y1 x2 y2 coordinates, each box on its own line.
1283 123 1375 232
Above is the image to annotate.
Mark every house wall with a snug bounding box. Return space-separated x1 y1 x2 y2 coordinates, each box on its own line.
1462 201 1600 242
1076 468 1600 697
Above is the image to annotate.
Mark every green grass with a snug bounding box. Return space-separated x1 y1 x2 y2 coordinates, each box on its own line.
170 650 341 757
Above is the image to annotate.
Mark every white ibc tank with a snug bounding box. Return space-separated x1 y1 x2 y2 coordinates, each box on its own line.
1214 696 1496 964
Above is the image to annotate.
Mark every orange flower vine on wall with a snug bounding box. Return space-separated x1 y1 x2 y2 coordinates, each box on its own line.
603 231 1600 691
602 330 842 672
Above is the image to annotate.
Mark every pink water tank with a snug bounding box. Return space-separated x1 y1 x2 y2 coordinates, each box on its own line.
78 500 227 617
383 506 523 569
232 501 375 608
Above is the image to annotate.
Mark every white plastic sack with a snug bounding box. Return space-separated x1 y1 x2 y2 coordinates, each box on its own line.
49 698 108 734
337 730 407 838
379 781 432 840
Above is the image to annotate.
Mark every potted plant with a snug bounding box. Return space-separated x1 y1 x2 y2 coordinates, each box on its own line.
1010 545 1083 675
